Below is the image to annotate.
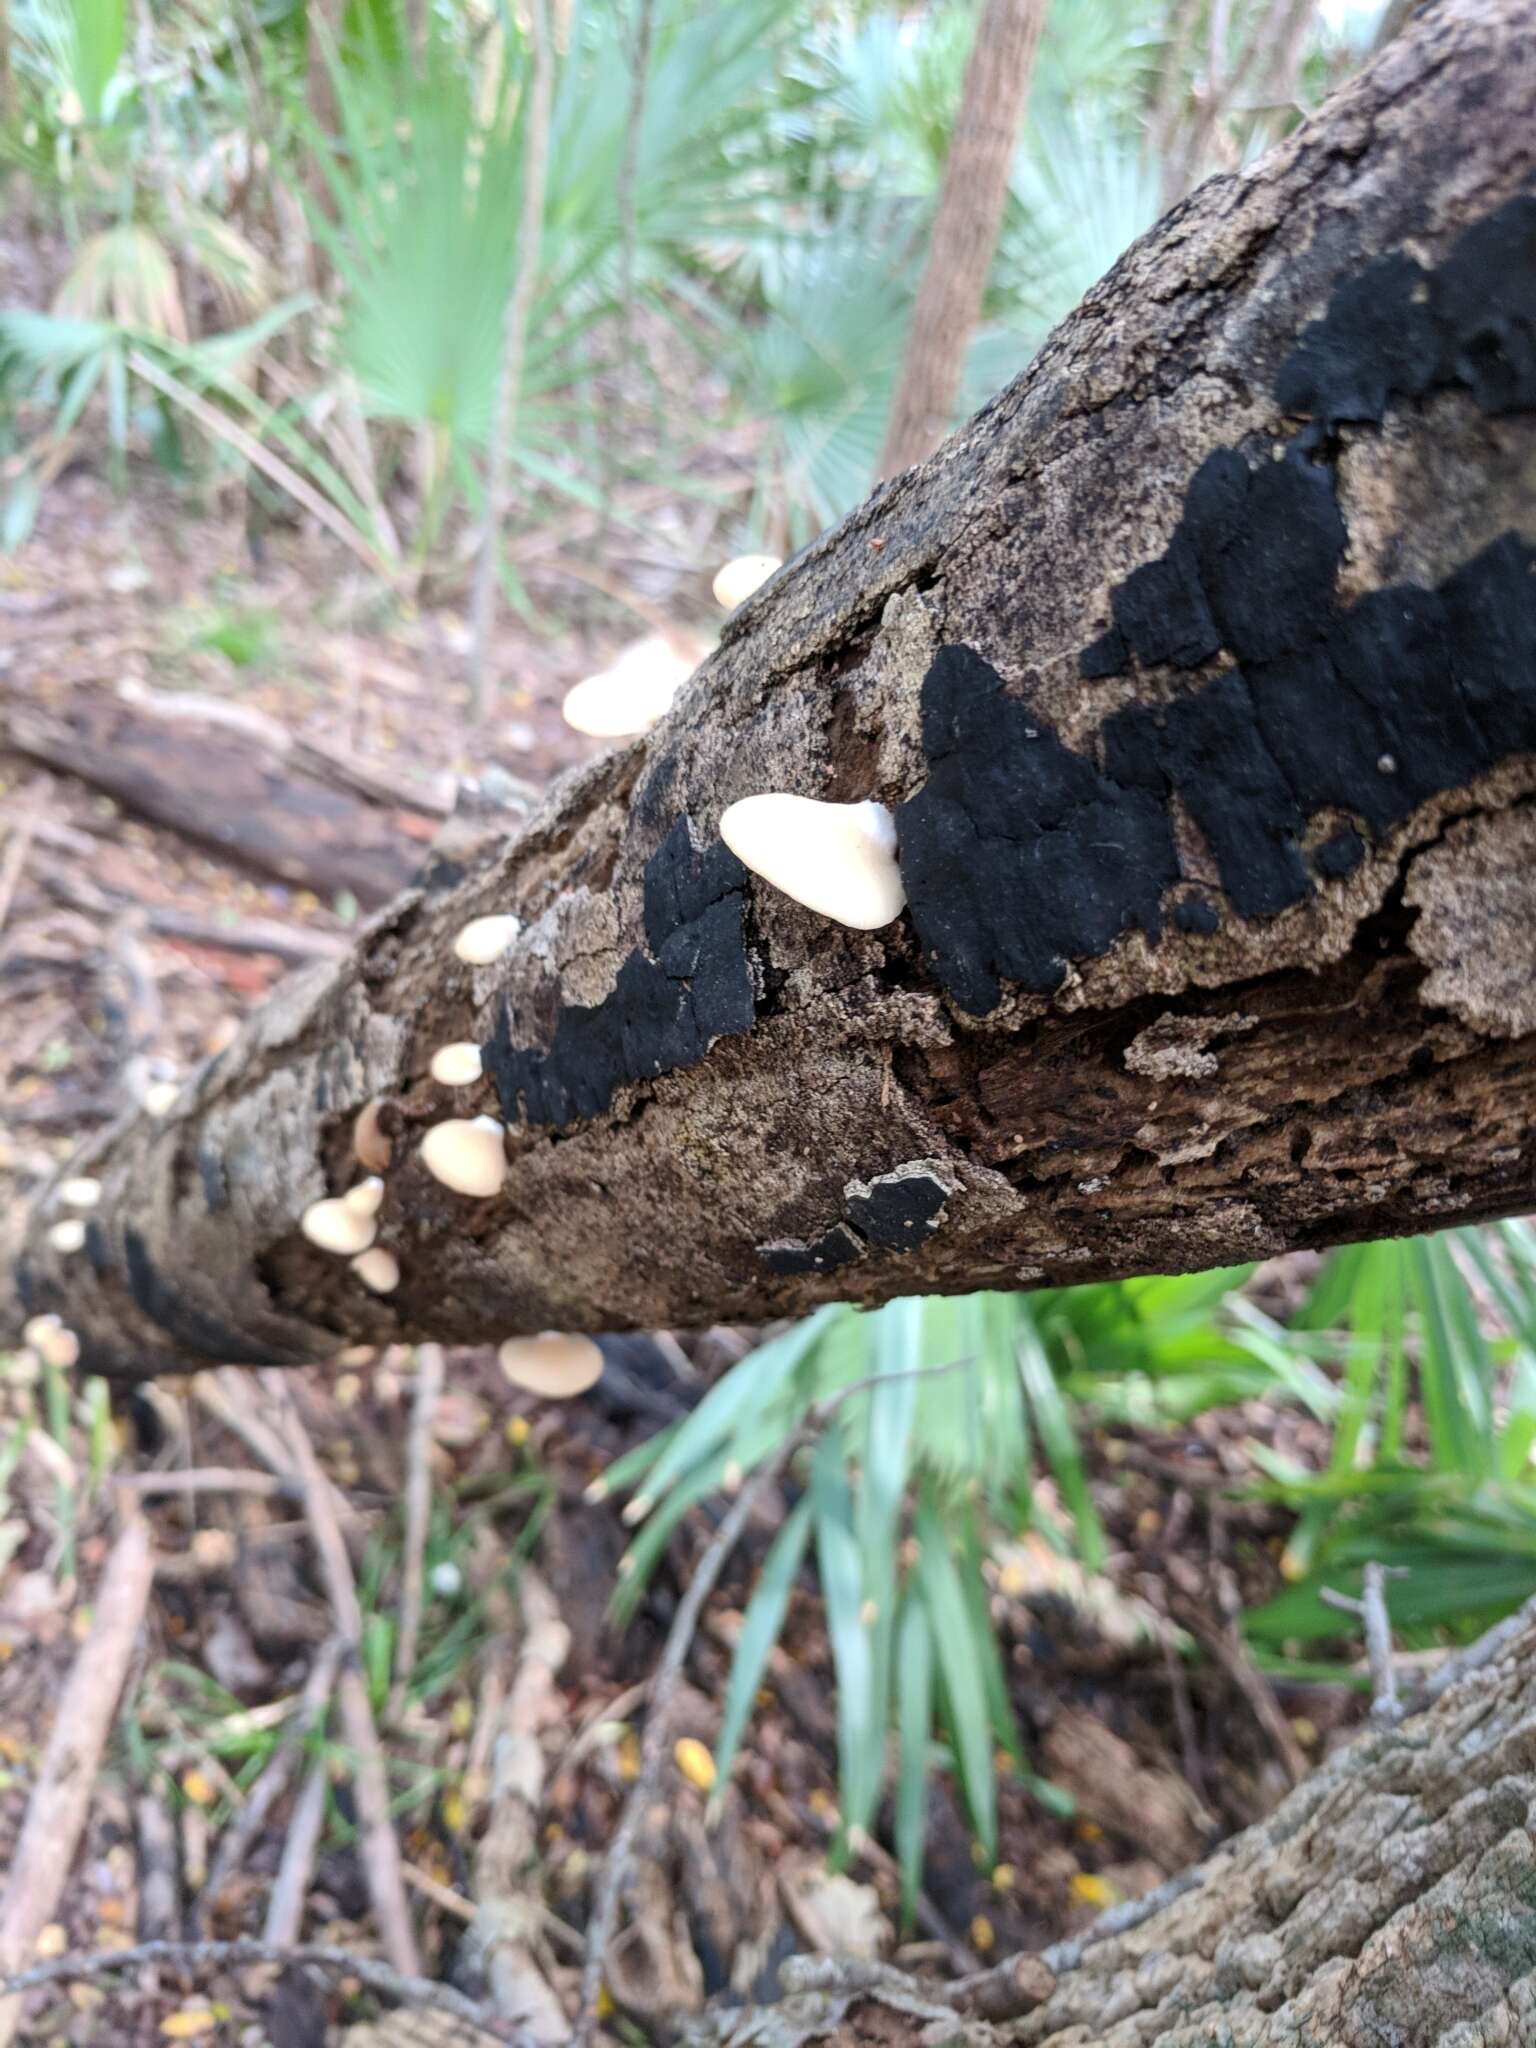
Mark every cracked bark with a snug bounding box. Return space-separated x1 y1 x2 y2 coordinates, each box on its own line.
683 1598 1536 2047
3 0 1535 1379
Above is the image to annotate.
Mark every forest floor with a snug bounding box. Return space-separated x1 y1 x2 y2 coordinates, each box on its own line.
0 458 1369 2047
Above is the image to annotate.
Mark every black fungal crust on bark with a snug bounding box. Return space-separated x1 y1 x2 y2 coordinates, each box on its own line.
1275 195 1536 427
483 817 756 1129
845 1164 951 1248
757 1222 866 1276
899 193 1536 1014
897 644 1180 1015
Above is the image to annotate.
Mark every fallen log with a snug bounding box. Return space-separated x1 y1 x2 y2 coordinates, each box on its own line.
684 1593 1536 2047
0 691 437 907
1 0 1534 1376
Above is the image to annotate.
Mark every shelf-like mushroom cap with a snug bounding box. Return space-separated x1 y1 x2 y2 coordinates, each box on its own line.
430 1042 484 1087
562 634 699 738
453 915 521 966
301 1197 377 1257
497 1332 605 1399
420 1117 508 1198
711 553 781 609
351 1247 400 1294
719 793 905 930
354 1099 393 1173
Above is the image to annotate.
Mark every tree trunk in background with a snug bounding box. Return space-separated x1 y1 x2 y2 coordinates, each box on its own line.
306 0 342 141
304 0 344 285
878 0 1048 477
4 0 1535 1380
0 2 14 129
468 0 555 719
689 1602 1536 2046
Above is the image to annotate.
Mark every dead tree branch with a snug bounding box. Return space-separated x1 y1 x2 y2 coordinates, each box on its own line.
5 2 1536 1375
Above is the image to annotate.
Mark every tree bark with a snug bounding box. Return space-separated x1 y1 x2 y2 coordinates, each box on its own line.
4 0 1535 1378
683 1597 1536 2047
879 0 1048 478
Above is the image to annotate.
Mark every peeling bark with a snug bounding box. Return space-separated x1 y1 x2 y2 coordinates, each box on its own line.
4 0 1535 1378
682 1599 1536 2047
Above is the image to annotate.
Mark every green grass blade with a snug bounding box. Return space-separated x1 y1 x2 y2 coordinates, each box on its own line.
1410 1237 1491 1474
813 1430 878 1858
1016 1314 1105 1568
713 1493 813 1791
916 1489 996 1858
893 1589 934 1923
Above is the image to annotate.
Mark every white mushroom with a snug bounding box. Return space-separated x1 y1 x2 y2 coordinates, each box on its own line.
561 634 699 739
712 553 782 610
719 793 905 930
47 1218 87 1254
354 1099 393 1173
420 1117 507 1198
59 1177 101 1209
496 1332 605 1399
344 1176 385 1218
453 914 521 966
23 1315 80 1370
351 1247 400 1294
143 1079 180 1116
300 1197 377 1257
430 1042 484 1087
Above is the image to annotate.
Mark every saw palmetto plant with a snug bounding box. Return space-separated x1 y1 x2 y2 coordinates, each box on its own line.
606 1225 1536 1905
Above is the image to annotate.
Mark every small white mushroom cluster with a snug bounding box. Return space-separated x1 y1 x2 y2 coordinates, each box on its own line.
301 1175 400 1293
45 1171 103 1256
720 793 905 931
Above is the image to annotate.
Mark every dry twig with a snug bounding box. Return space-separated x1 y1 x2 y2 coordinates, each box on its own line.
116 1466 292 1500
390 1343 445 1723
0 1938 503 2034
468 1569 572 2040
262 1760 329 1948
259 1372 421 1976
197 1634 347 1931
1321 1561 1406 1722
0 1513 155 2047
0 776 48 940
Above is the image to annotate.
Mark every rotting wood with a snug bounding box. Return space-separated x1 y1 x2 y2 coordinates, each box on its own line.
0 1513 155 2048
0 692 435 907
3 0 1536 1378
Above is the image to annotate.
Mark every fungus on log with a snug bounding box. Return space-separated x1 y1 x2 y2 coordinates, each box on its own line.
3 0 1535 1379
